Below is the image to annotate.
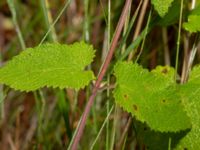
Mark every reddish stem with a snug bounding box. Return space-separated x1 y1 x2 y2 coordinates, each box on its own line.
70 0 132 149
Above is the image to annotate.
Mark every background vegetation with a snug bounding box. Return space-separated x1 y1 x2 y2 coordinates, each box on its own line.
0 0 200 149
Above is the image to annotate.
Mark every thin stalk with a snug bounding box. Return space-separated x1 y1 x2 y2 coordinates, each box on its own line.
90 105 114 150
39 0 71 45
67 116 83 150
84 0 90 42
128 0 149 60
116 0 142 57
117 117 132 150
181 0 196 83
69 1 132 149
56 90 72 139
7 0 25 50
118 10 155 61
162 27 170 65
0 54 4 121
121 0 132 53
0 86 4 121
175 0 184 81
187 36 199 76
40 0 57 41
34 91 45 143
122 135 128 150
181 34 189 83
106 1 111 150
100 0 108 26
109 106 119 150
168 138 172 150
135 9 152 62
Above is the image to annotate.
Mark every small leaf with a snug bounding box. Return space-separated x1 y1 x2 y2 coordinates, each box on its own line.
183 6 200 33
113 61 191 132
183 15 200 33
151 0 174 17
0 42 95 91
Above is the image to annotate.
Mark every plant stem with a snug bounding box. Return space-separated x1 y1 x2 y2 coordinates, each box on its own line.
162 27 170 65
40 0 57 41
175 0 184 81
39 0 71 45
69 0 132 149
7 0 26 50
135 9 152 62
116 117 132 150
106 1 111 149
128 0 149 61
90 105 114 150
84 0 90 42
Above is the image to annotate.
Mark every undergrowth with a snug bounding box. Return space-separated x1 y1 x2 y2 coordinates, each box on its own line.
0 0 200 150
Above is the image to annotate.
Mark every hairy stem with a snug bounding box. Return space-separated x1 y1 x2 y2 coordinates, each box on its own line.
69 0 132 149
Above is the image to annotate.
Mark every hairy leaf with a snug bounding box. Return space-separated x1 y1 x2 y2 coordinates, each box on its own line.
151 0 174 17
175 83 200 149
0 42 95 91
113 62 190 132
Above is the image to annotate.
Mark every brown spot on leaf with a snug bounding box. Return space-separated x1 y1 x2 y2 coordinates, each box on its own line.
133 104 138 111
162 68 168 74
124 94 128 99
162 99 166 103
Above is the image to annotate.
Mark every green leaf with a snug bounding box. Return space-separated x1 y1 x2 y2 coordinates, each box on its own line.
0 42 95 91
155 0 181 26
113 61 191 132
183 15 200 33
188 64 200 84
151 0 174 17
183 6 200 33
175 65 200 149
135 121 189 150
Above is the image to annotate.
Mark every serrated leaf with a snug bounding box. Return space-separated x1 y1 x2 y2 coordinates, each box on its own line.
113 61 191 132
151 0 174 17
0 42 95 91
183 5 200 33
175 83 200 150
